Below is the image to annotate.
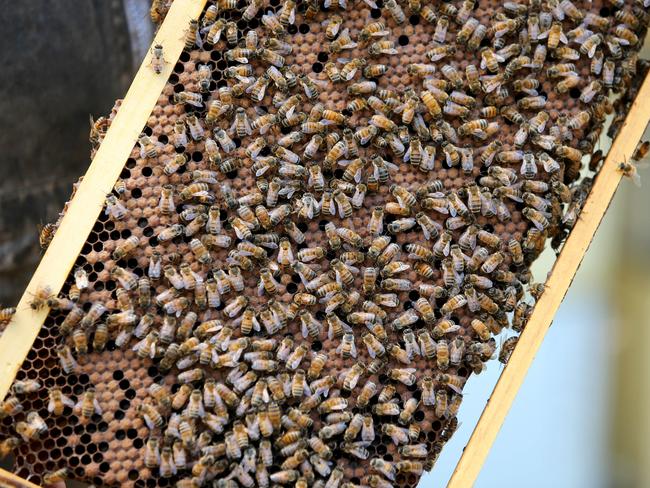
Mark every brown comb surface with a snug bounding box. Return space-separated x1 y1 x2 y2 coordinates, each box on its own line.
0 0 648 486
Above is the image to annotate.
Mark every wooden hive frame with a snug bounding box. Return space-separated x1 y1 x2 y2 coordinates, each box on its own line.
1 0 650 485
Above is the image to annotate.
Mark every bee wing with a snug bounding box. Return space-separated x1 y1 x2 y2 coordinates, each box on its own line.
421 224 431 240
94 399 103 415
628 169 643 187
384 160 399 172
199 24 214 35
326 197 336 216
255 164 271 177
187 99 204 108
443 240 451 257
285 104 296 120
194 28 204 48
352 166 363 184
306 202 315 220
344 68 358 81
327 322 336 341
229 117 238 135
61 394 74 408
336 201 345 219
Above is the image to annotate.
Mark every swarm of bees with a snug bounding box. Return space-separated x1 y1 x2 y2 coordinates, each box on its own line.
2 0 649 486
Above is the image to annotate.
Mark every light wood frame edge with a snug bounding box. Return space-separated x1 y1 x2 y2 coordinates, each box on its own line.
0 467 41 488
447 72 650 488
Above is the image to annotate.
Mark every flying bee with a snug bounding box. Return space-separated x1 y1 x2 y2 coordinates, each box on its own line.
618 160 642 187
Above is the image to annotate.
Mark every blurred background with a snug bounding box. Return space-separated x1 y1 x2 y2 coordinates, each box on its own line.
0 2 649 488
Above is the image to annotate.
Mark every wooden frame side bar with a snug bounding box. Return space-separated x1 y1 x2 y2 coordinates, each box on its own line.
447 71 650 488
0 468 40 488
0 0 208 400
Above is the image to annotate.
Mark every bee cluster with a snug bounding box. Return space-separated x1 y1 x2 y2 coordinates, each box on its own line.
1 0 649 486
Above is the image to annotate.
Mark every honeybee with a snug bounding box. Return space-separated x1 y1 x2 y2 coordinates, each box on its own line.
0 437 21 458
56 345 78 374
7 381 39 402
76 388 102 424
138 400 165 430
112 234 140 261
142 436 162 472
0 306 15 325
71 328 88 355
16 411 48 441
256 46 285 68
38 221 57 250
499 336 519 364
0 396 23 420
28 284 53 311
149 43 167 74
173 90 204 108
616 162 641 189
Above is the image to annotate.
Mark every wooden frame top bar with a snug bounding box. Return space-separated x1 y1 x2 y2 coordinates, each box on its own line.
447 71 650 488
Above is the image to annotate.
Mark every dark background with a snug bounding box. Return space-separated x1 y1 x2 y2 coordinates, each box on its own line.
0 1 145 305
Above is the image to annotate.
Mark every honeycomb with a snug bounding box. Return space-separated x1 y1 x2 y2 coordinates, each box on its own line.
1 0 648 486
